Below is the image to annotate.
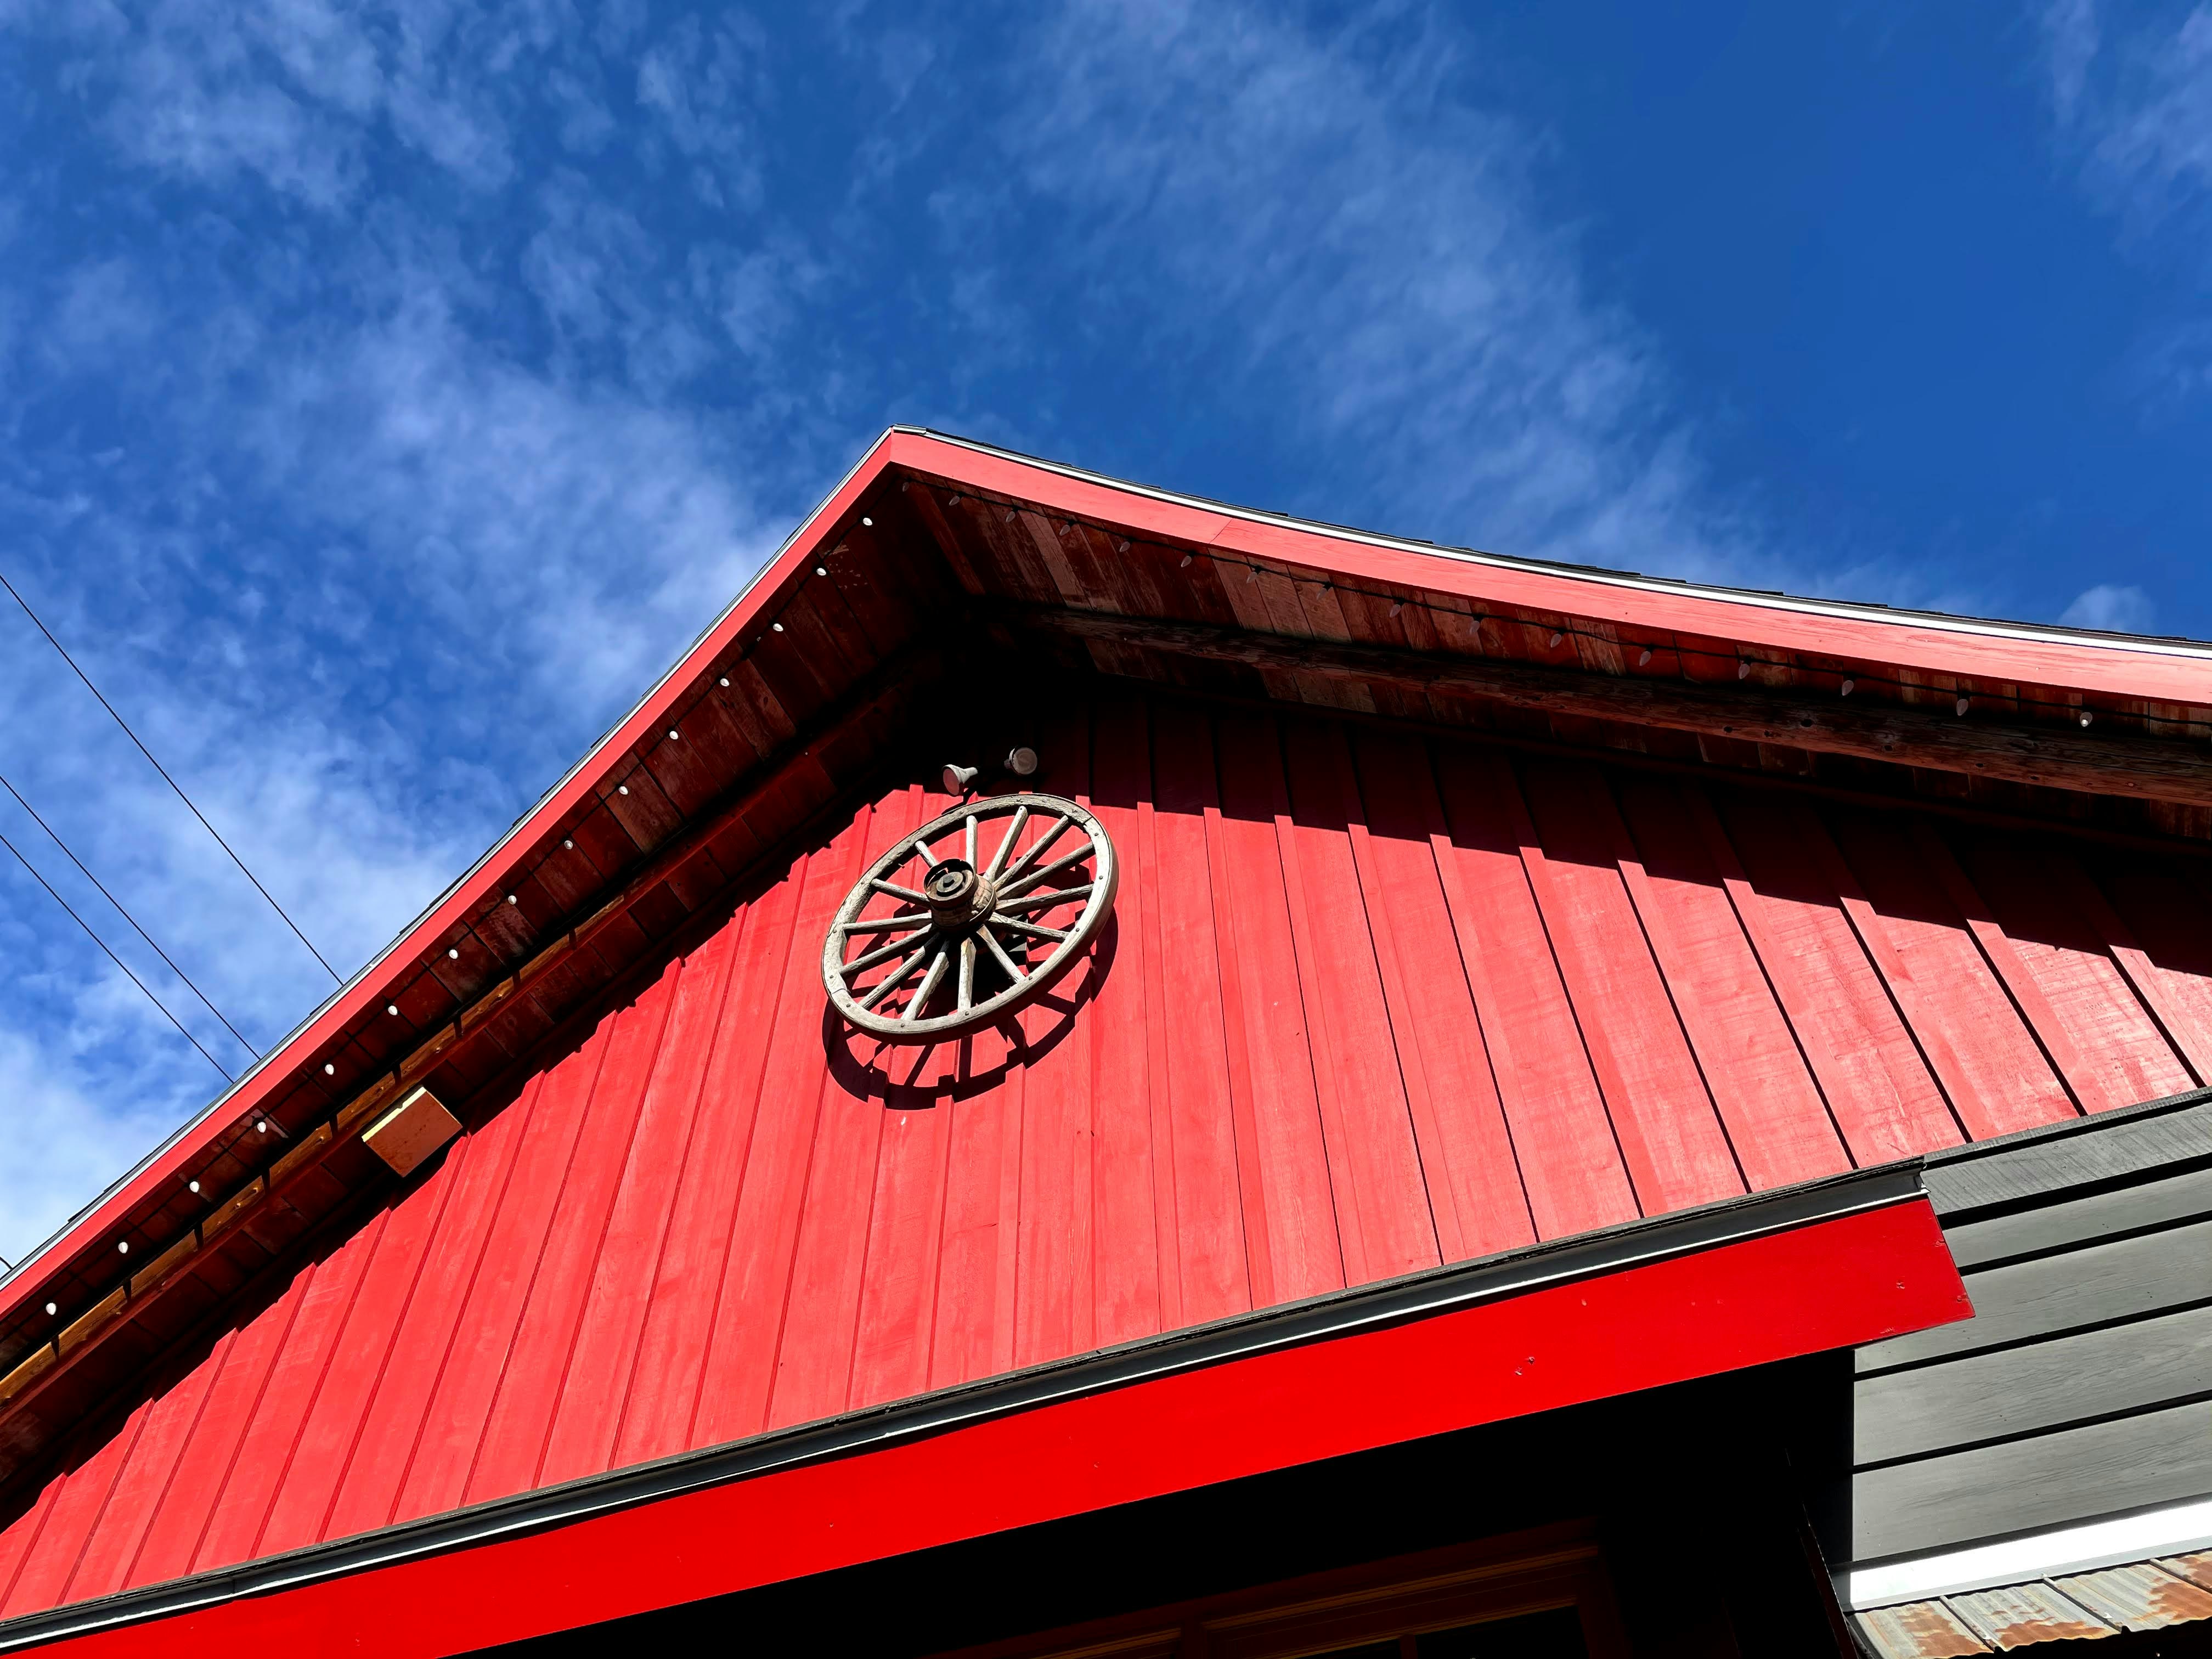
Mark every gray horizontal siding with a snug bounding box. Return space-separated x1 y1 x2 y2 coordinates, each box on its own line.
1854 1400 2212 1560
1852 1094 2212 1566
1857 1216 2212 1372
1857 1302 2212 1465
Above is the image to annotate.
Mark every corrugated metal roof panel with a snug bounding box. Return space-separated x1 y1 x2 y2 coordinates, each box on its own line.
1858 1599 1993 1658
1944 1583 2113 1647
2052 1561 2212 1631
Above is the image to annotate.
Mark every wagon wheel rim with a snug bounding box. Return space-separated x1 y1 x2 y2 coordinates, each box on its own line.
822 792 1119 1042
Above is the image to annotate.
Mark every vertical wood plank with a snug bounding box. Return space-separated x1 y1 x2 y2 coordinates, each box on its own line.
1148 709 1254 1323
611 879 797 1469
1348 730 1537 1261
393 1022 615 1522
1086 697 1165 1349
1209 712 1343 1303
692 810 878 1446
1429 747 1640 1238
1608 776 1850 1190
1697 792 1962 1164
322 1082 542 1539
1819 809 2076 1139
538 926 742 1488
1947 834 2194 1112
1272 720 1441 1280
1012 712 1101 1365
1515 760 1746 1213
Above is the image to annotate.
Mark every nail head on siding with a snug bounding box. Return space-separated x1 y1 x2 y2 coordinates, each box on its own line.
719 676 730 688
255 1120 267 1133
772 622 785 633
668 729 680 741
387 1003 400 1016
448 947 460 960
815 566 827 577
45 1303 55 1316
117 1240 128 1254
505 894 517 905
618 785 629 795
188 1180 200 1194
323 1062 335 1075
860 516 872 527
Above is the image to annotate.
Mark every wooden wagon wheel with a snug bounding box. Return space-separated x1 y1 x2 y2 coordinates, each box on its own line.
822 793 1119 1042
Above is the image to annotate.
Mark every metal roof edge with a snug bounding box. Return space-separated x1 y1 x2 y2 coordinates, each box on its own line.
894 426 2212 663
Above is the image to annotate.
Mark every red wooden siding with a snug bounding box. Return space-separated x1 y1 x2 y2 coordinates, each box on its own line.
4 690 2209 1619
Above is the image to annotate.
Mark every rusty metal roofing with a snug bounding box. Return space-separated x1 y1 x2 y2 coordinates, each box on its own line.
1858 1553 2212 1654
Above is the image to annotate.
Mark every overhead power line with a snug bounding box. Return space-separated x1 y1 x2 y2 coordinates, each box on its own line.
0 828 233 1081
0 568 341 983
0 771 260 1064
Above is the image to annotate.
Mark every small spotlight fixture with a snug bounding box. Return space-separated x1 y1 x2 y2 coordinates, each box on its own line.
1006 747 1039 777
942 762 980 794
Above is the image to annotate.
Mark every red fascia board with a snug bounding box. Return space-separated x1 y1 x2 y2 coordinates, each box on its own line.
22 1195 1966 1658
884 431 2212 706
0 432 902 1329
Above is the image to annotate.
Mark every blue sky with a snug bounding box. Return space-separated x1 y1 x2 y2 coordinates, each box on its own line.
2 0 2209 1264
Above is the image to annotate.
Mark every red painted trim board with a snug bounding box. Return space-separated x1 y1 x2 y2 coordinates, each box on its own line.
22 1197 1967 1657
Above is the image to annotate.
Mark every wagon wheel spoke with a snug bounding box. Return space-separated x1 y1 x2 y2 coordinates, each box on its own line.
993 916 1070 944
859 943 933 1010
1000 815 1070 885
901 944 952 1022
957 937 978 1011
871 878 928 904
964 812 978 868
842 932 928 978
842 911 930 936
998 844 1091 900
983 805 1029 881
995 883 1091 915
979 925 1028 985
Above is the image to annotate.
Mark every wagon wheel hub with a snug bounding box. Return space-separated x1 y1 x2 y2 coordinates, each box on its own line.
923 859 995 929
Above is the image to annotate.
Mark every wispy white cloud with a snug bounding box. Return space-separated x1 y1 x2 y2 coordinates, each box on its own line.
2060 580 2157 631
970 0 1903 600
2039 0 2212 247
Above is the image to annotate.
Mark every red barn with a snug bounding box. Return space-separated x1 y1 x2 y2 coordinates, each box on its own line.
4 431 2212 1657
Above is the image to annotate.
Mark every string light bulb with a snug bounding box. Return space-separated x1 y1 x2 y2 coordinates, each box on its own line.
1956 696 1970 715
1840 679 1854 696
1637 648 1652 667
1737 661 1751 680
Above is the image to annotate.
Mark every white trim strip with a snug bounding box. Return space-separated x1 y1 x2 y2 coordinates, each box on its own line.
1850 1497 2212 1607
